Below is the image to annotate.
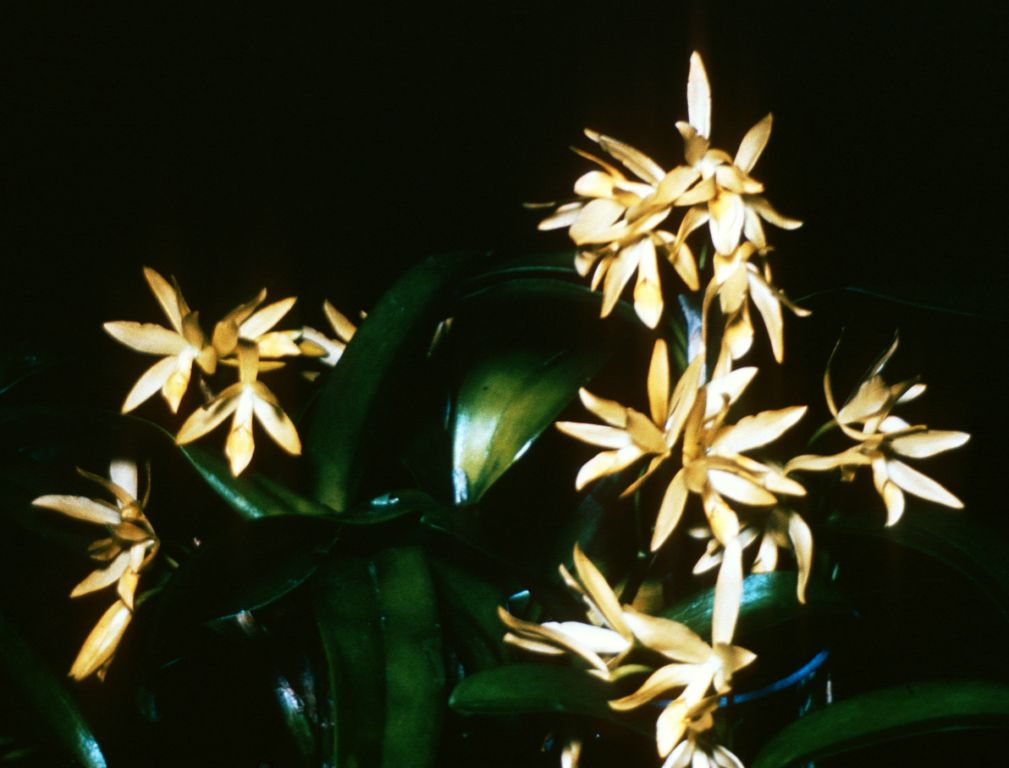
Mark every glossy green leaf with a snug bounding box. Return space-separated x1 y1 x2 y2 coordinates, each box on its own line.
152 516 339 657
337 489 441 526
0 611 107 768
313 556 385 768
428 556 506 672
449 663 649 735
306 252 476 512
825 507 1009 621
375 546 445 768
753 679 1009 768
662 572 851 639
450 279 624 504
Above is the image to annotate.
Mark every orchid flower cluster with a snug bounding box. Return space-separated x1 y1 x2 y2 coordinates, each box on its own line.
103 267 357 476
505 52 970 767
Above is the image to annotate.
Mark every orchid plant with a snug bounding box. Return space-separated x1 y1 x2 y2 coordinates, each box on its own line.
0 50 1003 768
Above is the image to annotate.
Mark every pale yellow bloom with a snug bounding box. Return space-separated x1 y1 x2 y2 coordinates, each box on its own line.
104 267 217 413
298 299 358 366
786 337 969 525
212 288 302 361
32 459 159 680
538 136 700 328
657 700 745 768
176 340 301 476
671 53 802 256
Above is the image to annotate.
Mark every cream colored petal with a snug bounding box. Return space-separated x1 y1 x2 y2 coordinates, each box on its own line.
837 375 890 425
542 622 630 655
257 331 302 358
722 304 755 362
708 192 745 255
882 481 906 526
787 511 813 603
538 201 583 231
578 388 628 427
712 539 743 645
632 239 663 329
758 467 807 497
555 422 632 449
743 206 767 248
104 322 187 355
785 448 869 473
734 114 773 173
717 263 749 315
667 239 700 291
664 355 704 447
879 415 911 433
503 634 565 656
889 430 970 458
175 384 243 444
886 459 964 509
625 410 668 454
498 607 609 673
240 297 297 339
299 326 344 365
600 242 640 318
707 469 777 506
323 300 358 342
673 205 710 250
664 740 693 768
108 459 138 501
70 551 131 598
252 391 302 456
622 609 711 663
143 267 183 332
711 745 745 768
656 698 690 758
570 198 626 245
117 570 140 610
120 356 177 413
751 531 778 574
651 468 689 551
704 368 757 418
897 382 927 403
161 357 193 414
574 446 642 491
637 165 701 213
32 495 121 525
748 195 802 229
748 269 785 362
648 339 671 426
609 664 703 711
69 600 132 681
713 406 806 455
686 52 712 139
572 544 630 636
587 131 665 185
674 178 716 207
574 170 615 198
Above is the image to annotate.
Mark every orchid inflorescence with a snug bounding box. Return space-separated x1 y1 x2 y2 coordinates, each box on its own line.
506 51 970 767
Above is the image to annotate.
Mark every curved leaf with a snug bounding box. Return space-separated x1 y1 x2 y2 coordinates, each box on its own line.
429 556 507 672
313 556 385 768
662 572 851 639
374 546 445 768
449 663 649 736
0 611 107 768
306 252 477 512
753 679 1009 768
337 489 441 526
825 507 1009 621
450 279 626 504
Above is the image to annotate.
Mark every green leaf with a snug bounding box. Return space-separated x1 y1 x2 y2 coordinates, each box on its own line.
152 516 339 656
825 507 1009 621
336 489 441 526
752 679 1009 768
306 252 477 512
374 546 445 768
450 278 624 504
449 664 648 735
662 572 851 639
428 556 507 672
176 442 334 520
313 556 386 768
0 611 107 768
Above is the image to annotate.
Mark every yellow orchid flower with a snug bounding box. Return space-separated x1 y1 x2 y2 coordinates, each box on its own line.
556 340 704 493
786 337 969 525
176 340 301 476
32 459 159 680
671 52 802 256
656 698 745 768
298 299 358 366
538 135 700 328
212 288 302 362
104 267 216 413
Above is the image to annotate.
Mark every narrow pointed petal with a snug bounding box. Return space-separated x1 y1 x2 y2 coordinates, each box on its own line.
256 331 302 358
70 552 131 598
674 178 716 207
648 339 670 426
161 358 193 414
108 459 138 501
749 196 802 229
609 664 702 711
712 539 743 645
590 132 665 185
751 532 778 573
785 448 869 473
104 322 187 355
748 269 785 362
252 391 302 456
625 410 668 454
542 621 630 655
226 421 256 476
887 459 964 508
538 201 583 231
889 430 970 458
121 356 177 413
574 170 615 198
555 422 632 449
570 198 626 246
632 239 663 328
143 267 183 332
704 368 757 418
708 192 745 255
687 52 712 139
574 447 637 490
713 406 806 454
638 165 700 213
175 386 242 444
572 544 630 636
707 469 776 506
734 114 773 173
578 388 628 427
32 495 120 525
600 242 640 318
651 469 689 551
882 481 906 526
787 511 813 603
743 206 767 248
664 355 704 446
655 698 690 758
240 297 297 339
69 600 132 681
622 609 711 663
323 300 357 342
